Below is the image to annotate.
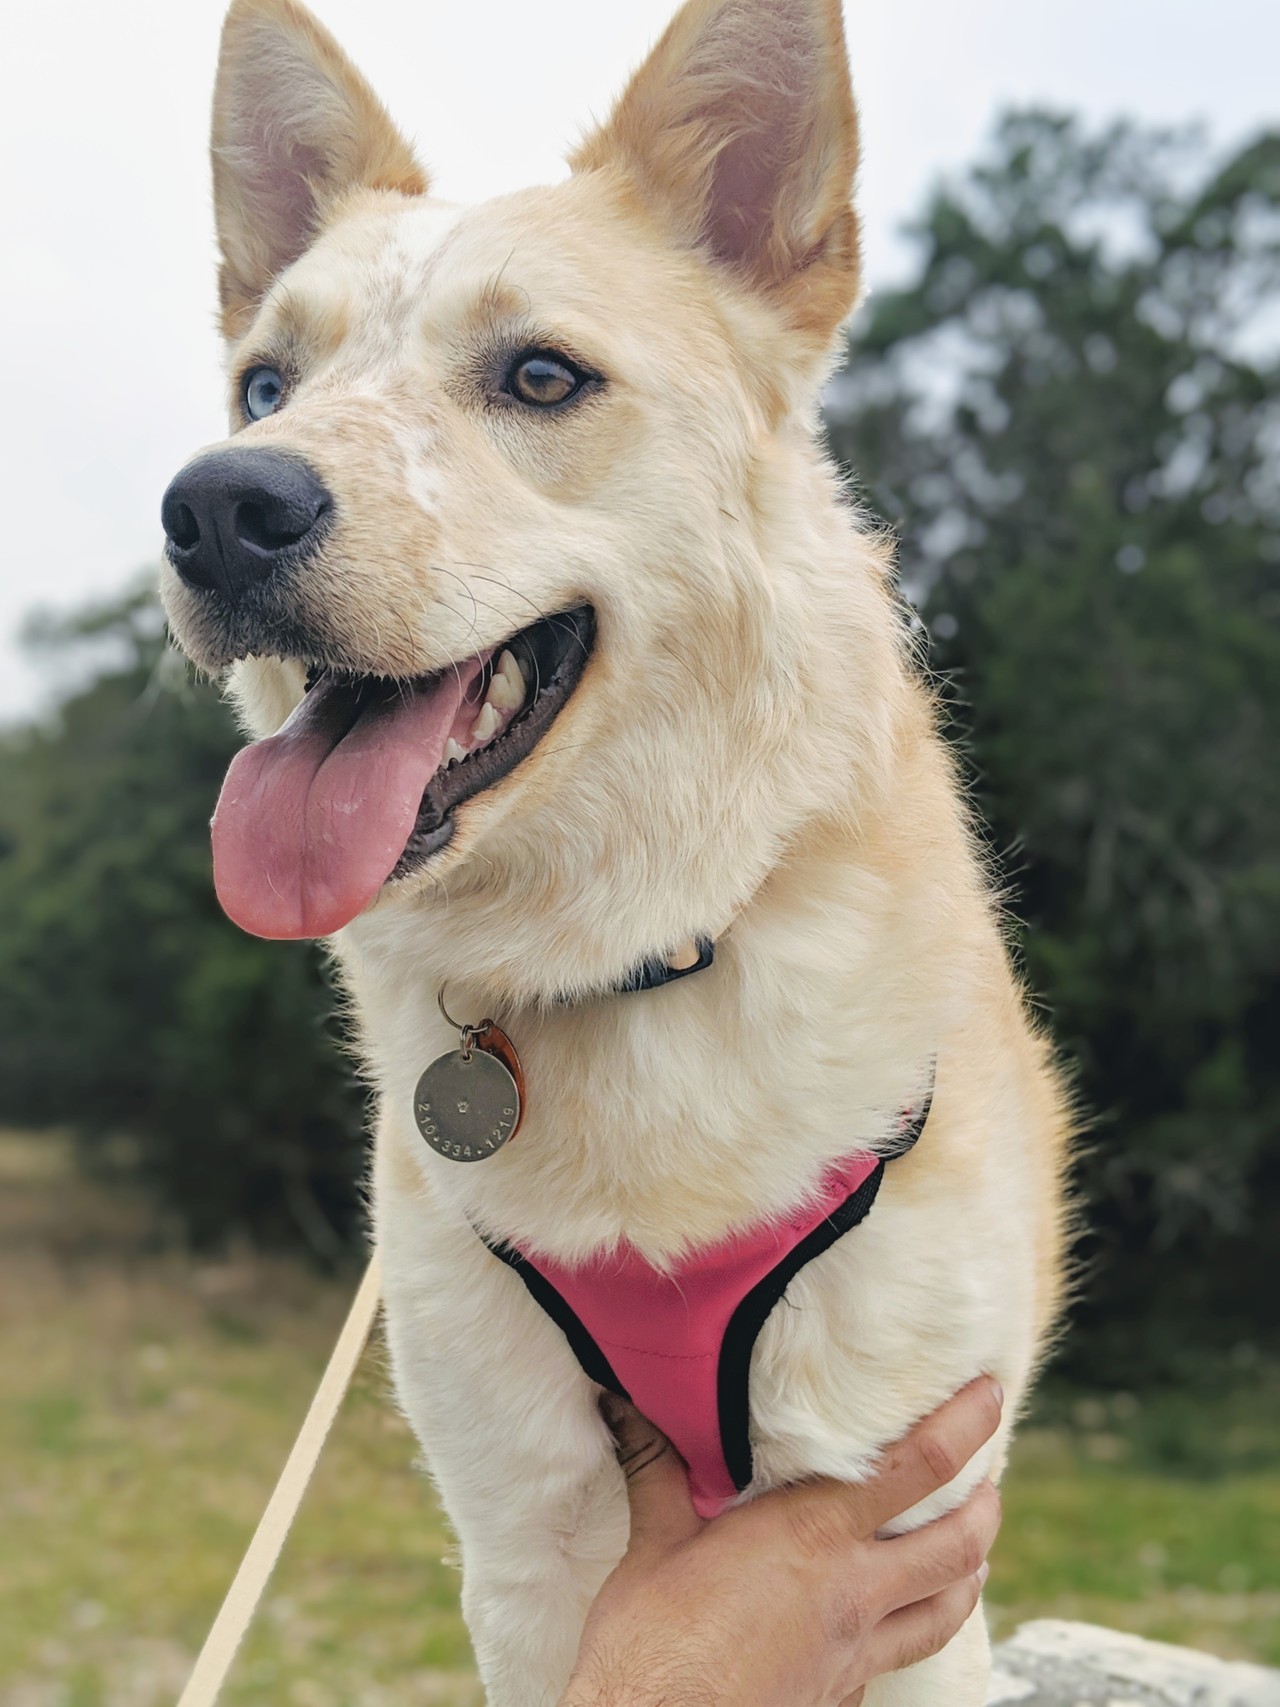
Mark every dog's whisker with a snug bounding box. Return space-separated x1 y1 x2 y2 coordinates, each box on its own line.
440 562 730 702
426 572 556 707
463 570 585 651
422 585 482 657
430 567 484 656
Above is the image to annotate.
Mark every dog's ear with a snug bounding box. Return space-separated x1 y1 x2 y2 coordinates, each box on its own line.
572 0 859 348
212 0 427 339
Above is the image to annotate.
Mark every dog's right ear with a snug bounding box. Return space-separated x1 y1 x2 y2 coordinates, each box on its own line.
212 0 427 339
571 0 859 356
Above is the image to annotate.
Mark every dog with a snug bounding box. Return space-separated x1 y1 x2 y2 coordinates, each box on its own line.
159 0 1072 1699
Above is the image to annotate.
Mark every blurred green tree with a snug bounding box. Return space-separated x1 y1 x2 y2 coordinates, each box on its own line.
827 114 1280 1378
0 591 365 1257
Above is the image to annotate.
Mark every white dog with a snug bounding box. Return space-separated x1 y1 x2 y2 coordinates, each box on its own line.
160 0 1072 1699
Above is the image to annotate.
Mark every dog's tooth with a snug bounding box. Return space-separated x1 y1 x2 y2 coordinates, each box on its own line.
499 649 526 694
472 701 501 744
486 663 523 712
443 737 467 768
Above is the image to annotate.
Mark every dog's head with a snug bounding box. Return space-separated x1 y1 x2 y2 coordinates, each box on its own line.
161 0 899 999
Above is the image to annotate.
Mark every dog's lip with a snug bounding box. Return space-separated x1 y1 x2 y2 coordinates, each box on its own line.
297 604 596 881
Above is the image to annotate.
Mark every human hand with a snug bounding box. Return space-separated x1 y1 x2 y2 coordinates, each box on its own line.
560 1377 1003 1707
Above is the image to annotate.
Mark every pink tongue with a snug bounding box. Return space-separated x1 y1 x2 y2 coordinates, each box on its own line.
212 655 491 939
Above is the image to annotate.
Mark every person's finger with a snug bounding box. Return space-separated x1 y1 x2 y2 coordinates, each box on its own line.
872 1480 1001 1613
800 1377 1003 1540
866 1568 987 1678
601 1395 703 1559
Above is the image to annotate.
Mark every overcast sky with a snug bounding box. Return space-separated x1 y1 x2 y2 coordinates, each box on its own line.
0 0 1275 721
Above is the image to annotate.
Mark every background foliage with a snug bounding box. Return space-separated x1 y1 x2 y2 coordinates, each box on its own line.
0 113 1275 1378
826 112 1279 1379
0 595 365 1258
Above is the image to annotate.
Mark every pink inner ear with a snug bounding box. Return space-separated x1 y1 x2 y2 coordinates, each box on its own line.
243 125 330 280
214 8 426 320
687 8 824 276
703 101 802 270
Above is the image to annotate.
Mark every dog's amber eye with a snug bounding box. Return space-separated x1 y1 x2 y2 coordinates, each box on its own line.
506 353 584 408
243 366 285 421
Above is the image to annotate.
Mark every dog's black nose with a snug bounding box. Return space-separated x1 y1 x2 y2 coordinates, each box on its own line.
161 449 332 603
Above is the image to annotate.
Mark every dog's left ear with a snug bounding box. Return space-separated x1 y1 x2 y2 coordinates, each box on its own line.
212 0 428 339
571 0 860 349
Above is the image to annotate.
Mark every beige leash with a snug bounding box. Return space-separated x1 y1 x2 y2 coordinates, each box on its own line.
177 1250 383 1707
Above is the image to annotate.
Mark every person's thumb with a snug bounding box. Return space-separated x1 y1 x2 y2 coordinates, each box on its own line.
601 1395 703 1560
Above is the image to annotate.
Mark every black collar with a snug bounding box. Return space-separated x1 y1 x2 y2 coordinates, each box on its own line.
614 936 716 995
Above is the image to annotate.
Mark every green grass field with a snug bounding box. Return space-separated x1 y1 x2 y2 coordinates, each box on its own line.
3 1134 1277 1706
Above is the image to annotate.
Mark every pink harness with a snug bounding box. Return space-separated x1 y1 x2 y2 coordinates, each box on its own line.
486 1106 928 1517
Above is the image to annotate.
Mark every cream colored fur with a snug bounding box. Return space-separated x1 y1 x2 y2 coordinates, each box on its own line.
162 1 1073 1701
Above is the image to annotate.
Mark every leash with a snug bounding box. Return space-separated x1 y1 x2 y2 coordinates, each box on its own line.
176 1251 383 1707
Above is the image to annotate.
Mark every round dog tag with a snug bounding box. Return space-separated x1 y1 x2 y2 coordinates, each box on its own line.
414 1045 521 1163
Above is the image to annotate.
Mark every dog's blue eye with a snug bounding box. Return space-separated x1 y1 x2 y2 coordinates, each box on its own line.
506 353 584 408
244 366 285 421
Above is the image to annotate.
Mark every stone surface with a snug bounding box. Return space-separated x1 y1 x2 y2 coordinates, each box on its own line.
988 1622 1280 1706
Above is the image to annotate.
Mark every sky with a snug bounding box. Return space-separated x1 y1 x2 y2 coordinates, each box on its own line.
0 0 1275 722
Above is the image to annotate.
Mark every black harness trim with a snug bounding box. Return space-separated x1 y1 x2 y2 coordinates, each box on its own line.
486 1237 629 1399
718 1089 932 1489
716 1159 888 1491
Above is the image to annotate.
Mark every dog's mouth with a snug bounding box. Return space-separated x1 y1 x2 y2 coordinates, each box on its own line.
211 606 595 939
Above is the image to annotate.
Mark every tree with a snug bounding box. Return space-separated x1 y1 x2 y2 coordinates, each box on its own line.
827 114 1280 1378
0 590 366 1256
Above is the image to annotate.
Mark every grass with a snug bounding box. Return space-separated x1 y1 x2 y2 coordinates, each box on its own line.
2 1134 1276 1706
991 1385 1280 1662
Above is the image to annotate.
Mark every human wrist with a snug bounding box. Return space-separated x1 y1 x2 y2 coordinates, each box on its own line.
558 1672 647 1707
559 1649 717 1707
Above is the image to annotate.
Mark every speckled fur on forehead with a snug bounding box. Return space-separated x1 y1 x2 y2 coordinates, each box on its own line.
246 176 769 411
233 192 466 371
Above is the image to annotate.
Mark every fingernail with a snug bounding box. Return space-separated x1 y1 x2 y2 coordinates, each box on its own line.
988 1379 1004 1410
977 1561 990 1587
599 1392 627 1440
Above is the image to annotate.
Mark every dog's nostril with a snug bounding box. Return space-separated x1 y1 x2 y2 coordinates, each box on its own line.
166 501 201 552
234 498 313 553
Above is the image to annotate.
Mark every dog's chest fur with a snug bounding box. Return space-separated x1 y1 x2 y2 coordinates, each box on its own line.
347 798 969 1258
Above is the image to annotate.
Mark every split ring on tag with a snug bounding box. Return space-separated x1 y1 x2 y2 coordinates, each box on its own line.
414 989 525 1163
